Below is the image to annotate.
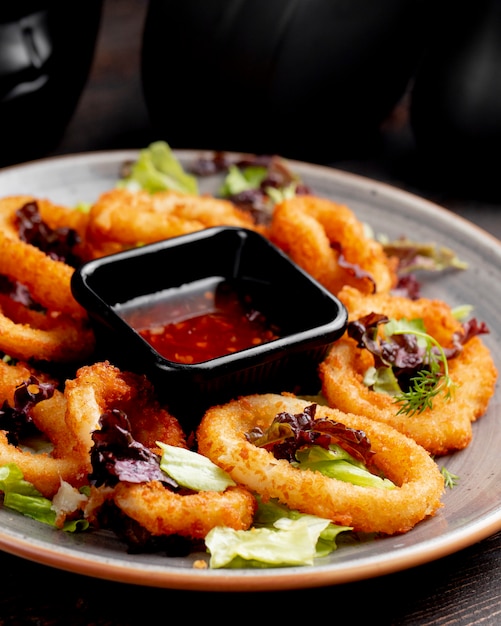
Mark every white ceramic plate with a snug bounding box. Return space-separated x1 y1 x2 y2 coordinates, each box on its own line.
0 150 499 592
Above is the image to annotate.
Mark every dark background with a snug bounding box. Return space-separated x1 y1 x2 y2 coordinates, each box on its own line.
49 0 501 239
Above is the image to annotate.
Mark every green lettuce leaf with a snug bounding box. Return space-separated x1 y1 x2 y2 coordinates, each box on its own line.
266 184 297 204
0 463 41 497
363 365 402 396
219 163 298 205
0 463 88 532
4 492 58 526
118 141 198 194
205 498 351 568
294 445 395 490
156 442 236 492
219 164 268 196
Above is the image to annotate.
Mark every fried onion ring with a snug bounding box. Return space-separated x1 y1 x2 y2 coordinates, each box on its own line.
0 193 89 242
65 361 256 539
112 481 256 540
84 188 263 258
319 286 498 455
64 361 186 473
36 197 89 243
0 383 87 498
0 196 86 318
0 195 95 362
0 307 95 363
269 195 397 295
197 393 444 535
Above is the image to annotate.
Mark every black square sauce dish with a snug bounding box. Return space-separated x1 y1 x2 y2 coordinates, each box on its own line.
71 226 348 430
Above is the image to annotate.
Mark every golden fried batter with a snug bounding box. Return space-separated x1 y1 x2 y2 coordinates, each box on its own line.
84 187 263 258
269 195 397 295
0 195 86 318
64 360 186 473
113 482 256 540
0 386 87 498
319 286 498 455
66 362 257 540
197 393 444 535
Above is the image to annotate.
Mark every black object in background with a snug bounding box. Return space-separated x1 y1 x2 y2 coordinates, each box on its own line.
141 0 437 163
0 1 103 167
410 0 501 198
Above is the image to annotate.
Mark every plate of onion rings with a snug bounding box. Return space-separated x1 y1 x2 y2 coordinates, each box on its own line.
0 148 500 592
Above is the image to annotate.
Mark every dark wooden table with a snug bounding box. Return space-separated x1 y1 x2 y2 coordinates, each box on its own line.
1 1 500 623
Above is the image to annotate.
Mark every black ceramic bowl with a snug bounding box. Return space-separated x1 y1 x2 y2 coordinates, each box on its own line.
71 226 348 430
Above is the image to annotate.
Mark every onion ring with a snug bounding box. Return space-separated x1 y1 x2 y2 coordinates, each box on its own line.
84 188 264 258
65 361 256 539
0 382 87 498
0 196 86 318
197 393 444 535
35 197 89 243
64 361 186 473
0 195 94 362
112 481 256 540
319 286 498 455
269 195 397 295
0 308 95 363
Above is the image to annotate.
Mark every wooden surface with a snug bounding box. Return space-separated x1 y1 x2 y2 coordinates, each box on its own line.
1 1 500 623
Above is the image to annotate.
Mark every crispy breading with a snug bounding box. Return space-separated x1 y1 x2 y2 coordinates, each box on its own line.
0 195 86 318
113 482 256 540
319 286 498 455
84 187 263 258
0 387 87 498
197 393 445 535
64 360 187 473
269 195 398 295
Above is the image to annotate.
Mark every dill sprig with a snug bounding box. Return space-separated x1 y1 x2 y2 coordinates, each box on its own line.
441 466 459 489
392 328 455 417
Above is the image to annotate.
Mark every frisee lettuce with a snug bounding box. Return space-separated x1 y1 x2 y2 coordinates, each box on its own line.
219 164 267 196
118 141 198 194
219 163 298 204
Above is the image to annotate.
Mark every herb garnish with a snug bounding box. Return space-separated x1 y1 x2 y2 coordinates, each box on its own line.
348 314 458 416
441 466 459 489
388 320 455 416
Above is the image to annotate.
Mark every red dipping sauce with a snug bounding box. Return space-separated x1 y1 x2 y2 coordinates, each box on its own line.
116 277 280 364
